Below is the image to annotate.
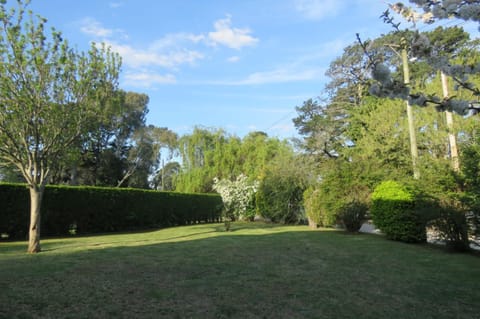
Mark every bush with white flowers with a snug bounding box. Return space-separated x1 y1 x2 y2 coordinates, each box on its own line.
213 174 259 221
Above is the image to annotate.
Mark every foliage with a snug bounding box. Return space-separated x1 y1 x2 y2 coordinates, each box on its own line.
0 0 121 252
306 159 375 228
175 128 293 193
461 131 480 237
212 174 259 221
426 202 470 252
0 2 120 185
152 161 181 191
337 200 369 232
360 8 480 114
0 183 222 239
303 186 325 227
293 98 345 158
371 180 427 243
255 154 312 224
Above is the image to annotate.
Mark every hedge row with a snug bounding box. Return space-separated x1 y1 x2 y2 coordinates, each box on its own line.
0 183 222 239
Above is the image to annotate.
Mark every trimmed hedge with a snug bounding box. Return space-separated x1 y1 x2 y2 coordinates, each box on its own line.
371 181 426 243
0 183 222 239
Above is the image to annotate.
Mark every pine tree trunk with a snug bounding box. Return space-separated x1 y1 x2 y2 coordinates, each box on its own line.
402 42 420 179
27 185 44 253
441 72 460 172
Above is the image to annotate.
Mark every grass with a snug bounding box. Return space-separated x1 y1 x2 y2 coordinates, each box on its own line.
1 222 479 319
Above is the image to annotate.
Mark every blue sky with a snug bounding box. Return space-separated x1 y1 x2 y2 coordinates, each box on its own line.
24 0 452 138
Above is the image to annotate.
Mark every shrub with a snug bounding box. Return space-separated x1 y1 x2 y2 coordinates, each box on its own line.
212 174 258 222
303 187 320 228
303 186 335 228
256 174 305 224
337 200 368 232
429 209 470 252
0 183 222 239
421 196 471 252
371 180 426 243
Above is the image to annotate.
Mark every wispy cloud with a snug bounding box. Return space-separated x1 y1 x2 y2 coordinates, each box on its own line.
123 71 176 88
106 42 204 69
218 66 324 85
294 0 345 20
208 15 259 49
79 17 128 39
79 14 260 88
150 33 206 51
80 17 114 37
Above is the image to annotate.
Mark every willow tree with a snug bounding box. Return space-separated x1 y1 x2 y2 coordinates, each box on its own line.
0 0 121 252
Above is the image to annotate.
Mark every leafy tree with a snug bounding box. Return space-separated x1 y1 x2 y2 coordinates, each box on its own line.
256 153 314 224
175 127 292 193
75 90 149 187
175 127 231 193
0 0 120 252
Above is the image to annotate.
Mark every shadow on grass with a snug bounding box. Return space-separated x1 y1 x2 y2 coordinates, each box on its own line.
1 223 480 319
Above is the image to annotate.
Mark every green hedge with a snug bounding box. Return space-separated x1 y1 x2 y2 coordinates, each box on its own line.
0 183 222 239
371 181 426 243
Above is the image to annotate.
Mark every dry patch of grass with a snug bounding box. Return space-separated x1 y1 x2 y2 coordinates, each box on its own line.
1 222 479 318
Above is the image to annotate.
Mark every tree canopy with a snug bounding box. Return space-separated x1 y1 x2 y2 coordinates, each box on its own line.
0 0 121 252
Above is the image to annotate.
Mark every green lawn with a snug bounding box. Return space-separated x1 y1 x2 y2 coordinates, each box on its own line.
1 222 479 319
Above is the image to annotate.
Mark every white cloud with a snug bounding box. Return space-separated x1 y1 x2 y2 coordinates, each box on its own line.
150 33 206 51
107 42 204 69
80 17 114 37
208 15 259 49
123 71 176 88
230 67 322 85
294 0 345 20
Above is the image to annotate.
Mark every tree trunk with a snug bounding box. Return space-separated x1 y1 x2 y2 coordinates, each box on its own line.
27 185 44 253
402 42 420 179
70 164 78 186
441 72 460 172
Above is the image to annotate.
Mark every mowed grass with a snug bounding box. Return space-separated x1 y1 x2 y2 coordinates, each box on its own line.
1 223 479 319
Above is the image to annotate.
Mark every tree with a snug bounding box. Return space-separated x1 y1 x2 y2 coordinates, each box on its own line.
256 153 314 224
0 0 120 252
293 99 343 158
175 127 292 193
152 161 180 191
75 90 149 187
405 1 480 25
152 126 178 190
363 5 480 114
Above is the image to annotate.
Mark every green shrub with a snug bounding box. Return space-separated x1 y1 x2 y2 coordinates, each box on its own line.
256 174 305 224
420 196 471 252
371 180 426 243
0 183 222 239
337 200 368 232
303 186 335 227
429 210 469 252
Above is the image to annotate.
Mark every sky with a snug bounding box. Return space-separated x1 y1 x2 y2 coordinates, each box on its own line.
23 0 478 139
